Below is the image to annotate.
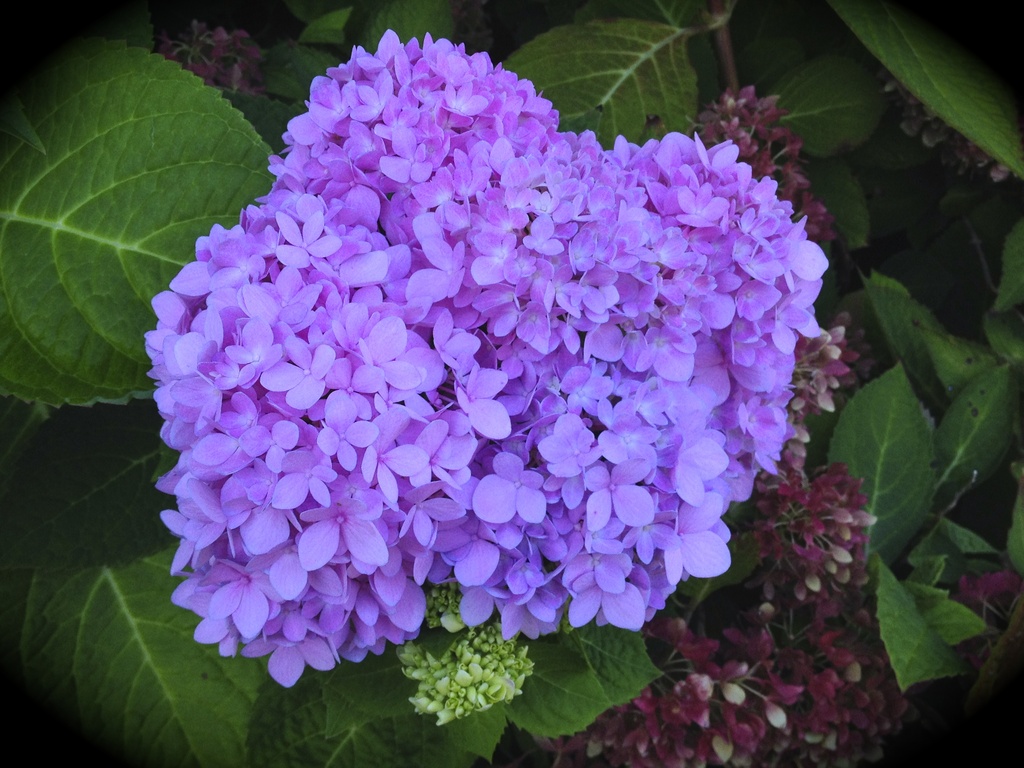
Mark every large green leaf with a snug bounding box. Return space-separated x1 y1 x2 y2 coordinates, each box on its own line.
253 665 479 768
0 399 170 569
829 364 935 563
0 38 271 404
360 0 454 50
863 271 947 408
503 19 699 147
506 639 611 737
572 623 660 705
827 0 1024 179
871 556 971 690
19 553 264 767
774 55 886 156
933 365 1015 509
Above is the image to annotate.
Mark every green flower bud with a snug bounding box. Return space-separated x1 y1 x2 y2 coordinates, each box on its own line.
399 621 535 725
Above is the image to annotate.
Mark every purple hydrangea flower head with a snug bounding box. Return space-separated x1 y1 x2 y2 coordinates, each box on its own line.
146 29 828 686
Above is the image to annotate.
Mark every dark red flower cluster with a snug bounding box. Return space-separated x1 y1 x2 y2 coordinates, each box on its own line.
951 569 1024 670
697 86 836 243
157 20 264 95
543 465 908 768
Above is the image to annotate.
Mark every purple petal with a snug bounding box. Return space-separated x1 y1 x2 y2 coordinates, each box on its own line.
343 517 389 568
677 530 731 578
298 519 340 571
473 474 517 524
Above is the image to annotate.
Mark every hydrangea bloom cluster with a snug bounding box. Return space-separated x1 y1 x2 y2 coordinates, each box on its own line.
543 465 907 768
145 30 827 686
698 86 835 243
158 19 264 95
951 568 1024 671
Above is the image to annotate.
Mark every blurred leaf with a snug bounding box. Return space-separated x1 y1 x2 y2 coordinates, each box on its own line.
871 555 971 690
806 157 869 249
0 399 171 569
1007 463 1024 577
995 219 1024 311
920 327 1001 401
774 55 886 156
863 271 948 408
826 0 1024 180
965 588 1024 716
984 309 1024 371
263 41 341 101
735 36 806 90
285 0 347 24
0 396 51 499
846 108 935 169
361 0 454 49
907 554 947 587
859 163 941 239
0 39 271 405
506 639 610 737
574 0 704 26
504 19 699 146
904 581 988 645
223 91 300 153
299 8 353 46
89 0 153 47
829 364 935 563
907 518 999 585
933 365 1015 510
21 553 263 768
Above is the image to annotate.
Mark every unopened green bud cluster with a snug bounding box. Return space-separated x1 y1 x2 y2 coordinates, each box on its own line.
424 582 466 633
398 623 534 725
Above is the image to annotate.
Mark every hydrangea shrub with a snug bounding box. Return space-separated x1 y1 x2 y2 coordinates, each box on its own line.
145 30 828 687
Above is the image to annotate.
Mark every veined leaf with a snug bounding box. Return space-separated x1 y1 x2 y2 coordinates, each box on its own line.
573 623 660 705
920 326 1001 401
360 0 454 50
774 55 886 156
504 19 699 147
903 581 987 646
933 365 1015 510
253 666 478 768
506 639 611 737
0 38 271 404
863 271 947 408
827 0 1024 179
829 364 935 563
20 553 263 768
871 556 971 690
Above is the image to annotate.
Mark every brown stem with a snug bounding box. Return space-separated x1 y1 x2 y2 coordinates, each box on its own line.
709 0 740 93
